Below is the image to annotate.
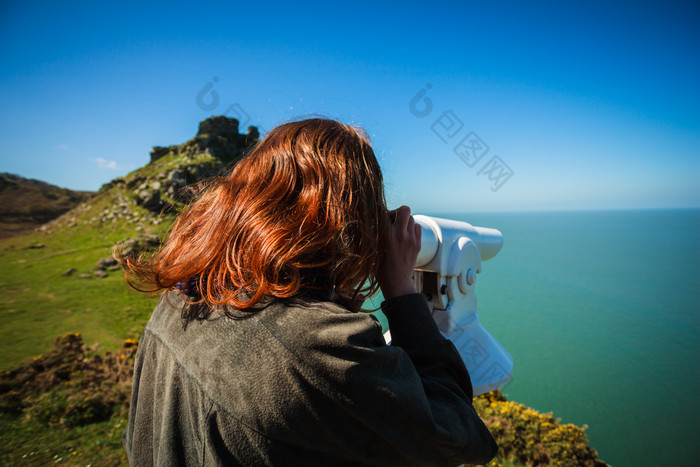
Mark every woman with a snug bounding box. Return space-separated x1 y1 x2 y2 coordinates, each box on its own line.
120 118 497 466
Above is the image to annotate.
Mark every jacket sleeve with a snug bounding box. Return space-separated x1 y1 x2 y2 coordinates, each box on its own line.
252 293 498 466
381 293 498 464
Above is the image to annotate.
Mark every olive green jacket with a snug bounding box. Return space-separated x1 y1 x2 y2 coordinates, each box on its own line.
123 291 497 466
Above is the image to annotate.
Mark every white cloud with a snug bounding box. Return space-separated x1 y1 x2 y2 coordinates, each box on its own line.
54 143 69 151
95 157 119 170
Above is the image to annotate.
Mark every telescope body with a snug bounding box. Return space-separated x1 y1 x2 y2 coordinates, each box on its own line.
415 216 503 267
411 215 512 395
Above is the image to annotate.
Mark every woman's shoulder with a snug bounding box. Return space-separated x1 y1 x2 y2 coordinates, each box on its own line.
143 290 380 341
141 291 387 375
137 292 390 423
255 296 387 351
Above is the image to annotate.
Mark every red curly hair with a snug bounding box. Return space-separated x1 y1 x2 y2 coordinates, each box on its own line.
119 118 390 313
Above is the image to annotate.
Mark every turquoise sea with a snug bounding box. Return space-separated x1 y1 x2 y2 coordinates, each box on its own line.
421 209 700 467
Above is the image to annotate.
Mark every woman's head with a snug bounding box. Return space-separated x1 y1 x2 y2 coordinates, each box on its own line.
120 118 390 312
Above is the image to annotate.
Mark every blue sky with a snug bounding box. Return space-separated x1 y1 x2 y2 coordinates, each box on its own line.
1 0 698 212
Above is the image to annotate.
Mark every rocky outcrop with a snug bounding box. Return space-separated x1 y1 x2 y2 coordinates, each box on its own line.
136 186 162 212
115 234 161 258
129 160 224 213
197 115 241 137
105 116 261 214
149 115 258 165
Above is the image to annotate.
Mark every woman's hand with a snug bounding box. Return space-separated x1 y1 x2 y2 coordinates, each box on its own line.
377 205 421 300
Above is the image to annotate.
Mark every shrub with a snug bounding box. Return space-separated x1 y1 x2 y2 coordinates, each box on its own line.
63 391 113 427
474 391 606 466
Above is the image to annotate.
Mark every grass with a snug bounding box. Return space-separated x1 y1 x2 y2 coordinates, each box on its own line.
0 407 128 466
0 185 173 371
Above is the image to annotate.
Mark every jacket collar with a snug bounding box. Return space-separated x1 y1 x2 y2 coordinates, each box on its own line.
299 267 335 301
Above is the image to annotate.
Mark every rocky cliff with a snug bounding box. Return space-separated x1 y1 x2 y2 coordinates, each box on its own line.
26 116 259 283
92 115 257 221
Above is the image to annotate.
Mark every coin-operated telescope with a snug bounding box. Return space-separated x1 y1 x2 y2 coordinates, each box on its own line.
413 215 513 395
